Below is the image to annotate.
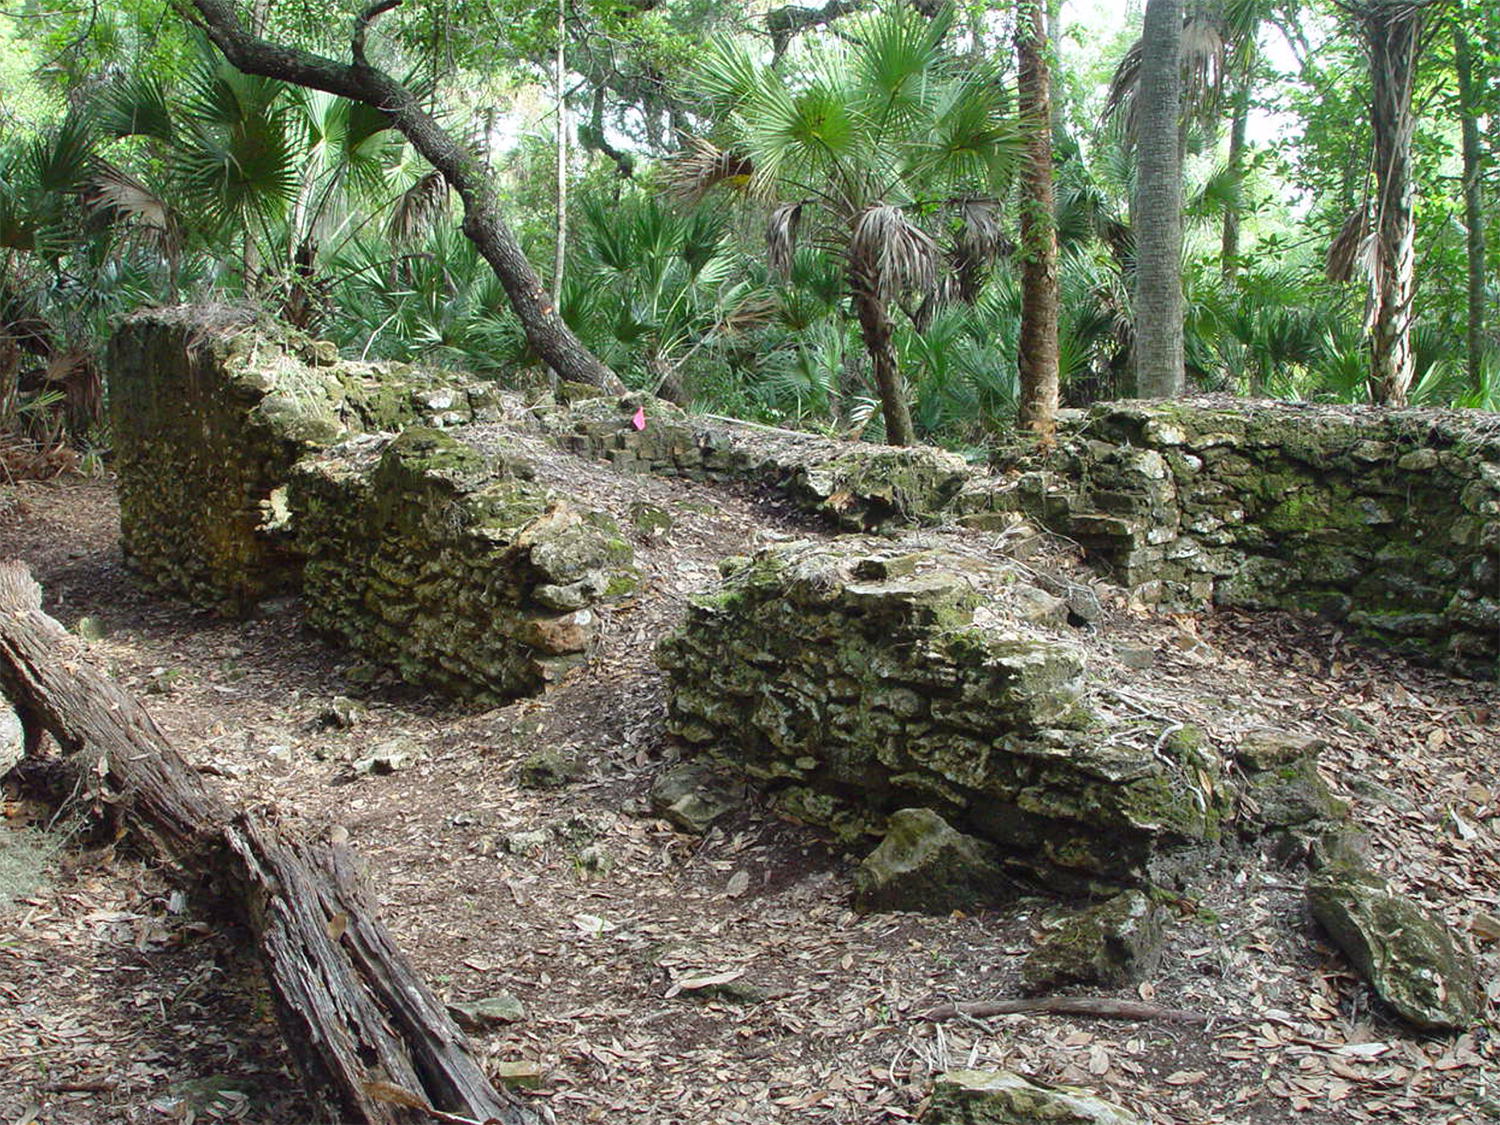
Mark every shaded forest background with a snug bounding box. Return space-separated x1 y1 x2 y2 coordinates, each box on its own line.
1 0 1497 468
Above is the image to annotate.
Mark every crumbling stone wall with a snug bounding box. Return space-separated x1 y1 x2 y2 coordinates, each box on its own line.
656 541 1228 893
290 427 636 704
539 395 970 532
108 307 500 616
964 399 1499 676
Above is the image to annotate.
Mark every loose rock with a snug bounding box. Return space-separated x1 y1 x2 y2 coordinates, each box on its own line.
649 763 744 834
1020 890 1166 993
921 1069 1142 1125
1307 863 1478 1030
854 809 1012 915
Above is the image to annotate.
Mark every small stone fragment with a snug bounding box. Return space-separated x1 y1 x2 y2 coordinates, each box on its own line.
318 696 368 729
351 736 418 775
649 763 744 834
854 808 1012 915
1012 585 1069 628
1020 890 1165 993
1236 728 1326 771
516 749 582 789
492 1061 542 1090
504 829 553 856
576 845 613 875
921 1069 1142 1125
0 702 23 780
1307 863 1478 1030
448 994 526 1031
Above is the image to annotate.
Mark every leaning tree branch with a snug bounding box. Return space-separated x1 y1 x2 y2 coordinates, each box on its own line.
185 0 623 392
0 559 536 1125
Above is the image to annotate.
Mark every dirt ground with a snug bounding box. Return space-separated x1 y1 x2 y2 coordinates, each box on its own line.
1 472 1497 1125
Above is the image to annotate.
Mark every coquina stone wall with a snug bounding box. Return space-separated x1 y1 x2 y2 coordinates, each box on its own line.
538 395 970 532
289 427 636 703
108 307 500 616
656 541 1229 893
963 399 1500 676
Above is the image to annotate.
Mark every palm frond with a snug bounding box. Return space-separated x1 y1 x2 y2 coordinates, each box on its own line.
98 75 175 143
766 202 804 277
1324 204 1369 283
386 169 450 246
849 203 937 303
666 137 754 203
83 161 178 251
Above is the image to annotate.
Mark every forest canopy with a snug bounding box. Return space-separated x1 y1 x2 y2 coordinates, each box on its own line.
1 0 1496 459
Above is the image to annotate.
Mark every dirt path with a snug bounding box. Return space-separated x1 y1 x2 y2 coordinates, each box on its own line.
1 474 1496 1125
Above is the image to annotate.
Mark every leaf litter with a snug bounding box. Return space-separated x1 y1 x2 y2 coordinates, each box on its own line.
0 471 1497 1124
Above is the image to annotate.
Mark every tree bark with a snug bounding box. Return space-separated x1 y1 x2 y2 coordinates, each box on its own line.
852 292 916 445
1361 2 1423 406
1133 0 1185 399
1015 0 1060 442
187 0 622 392
1221 70 1251 281
0 560 533 1125
1454 20 1486 394
553 0 568 306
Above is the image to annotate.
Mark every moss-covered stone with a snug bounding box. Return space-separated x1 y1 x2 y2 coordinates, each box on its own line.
107 309 500 617
989 398 1499 677
853 809 1013 915
1020 890 1166 993
922 1071 1142 1125
1307 863 1478 1030
656 540 1230 892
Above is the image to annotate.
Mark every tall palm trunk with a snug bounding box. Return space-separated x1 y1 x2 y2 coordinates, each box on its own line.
1362 2 1423 406
851 289 915 446
1221 70 1251 281
1133 0 1185 399
1016 0 1059 440
552 0 567 305
1454 21 1486 393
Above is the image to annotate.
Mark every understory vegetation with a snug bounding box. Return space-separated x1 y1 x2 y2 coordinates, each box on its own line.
1 0 1496 470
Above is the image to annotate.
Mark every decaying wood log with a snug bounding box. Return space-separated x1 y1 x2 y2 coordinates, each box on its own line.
0 560 538 1125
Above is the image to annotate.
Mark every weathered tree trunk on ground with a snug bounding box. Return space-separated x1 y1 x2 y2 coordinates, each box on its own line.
0 560 531 1125
1454 21 1487 394
1133 0 1185 399
187 0 621 393
1015 0 1060 444
1360 1 1424 406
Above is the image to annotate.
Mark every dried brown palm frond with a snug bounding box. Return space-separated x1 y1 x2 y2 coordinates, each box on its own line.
766 202 804 277
665 137 754 203
952 197 1003 302
1103 16 1226 141
1324 203 1371 283
387 170 450 247
83 161 179 253
722 290 779 332
848 203 938 304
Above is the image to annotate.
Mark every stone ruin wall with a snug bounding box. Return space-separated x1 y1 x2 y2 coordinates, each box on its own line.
962 399 1500 678
108 318 1498 702
107 307 502 617
655 540 1231 895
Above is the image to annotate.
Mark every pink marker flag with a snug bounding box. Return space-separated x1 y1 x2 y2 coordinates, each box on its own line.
631 406 647 431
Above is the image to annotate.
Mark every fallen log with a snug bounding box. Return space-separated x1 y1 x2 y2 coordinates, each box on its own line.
0 560 537 1125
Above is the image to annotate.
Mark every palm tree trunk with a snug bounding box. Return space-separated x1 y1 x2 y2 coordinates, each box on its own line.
552 0 567 305
1362 2 1423 406
853 293 916 446
1454 21 1486 394
1221 71 1251 281
1133 0 1185 399
1015 0 1059 441
189 0 622 392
